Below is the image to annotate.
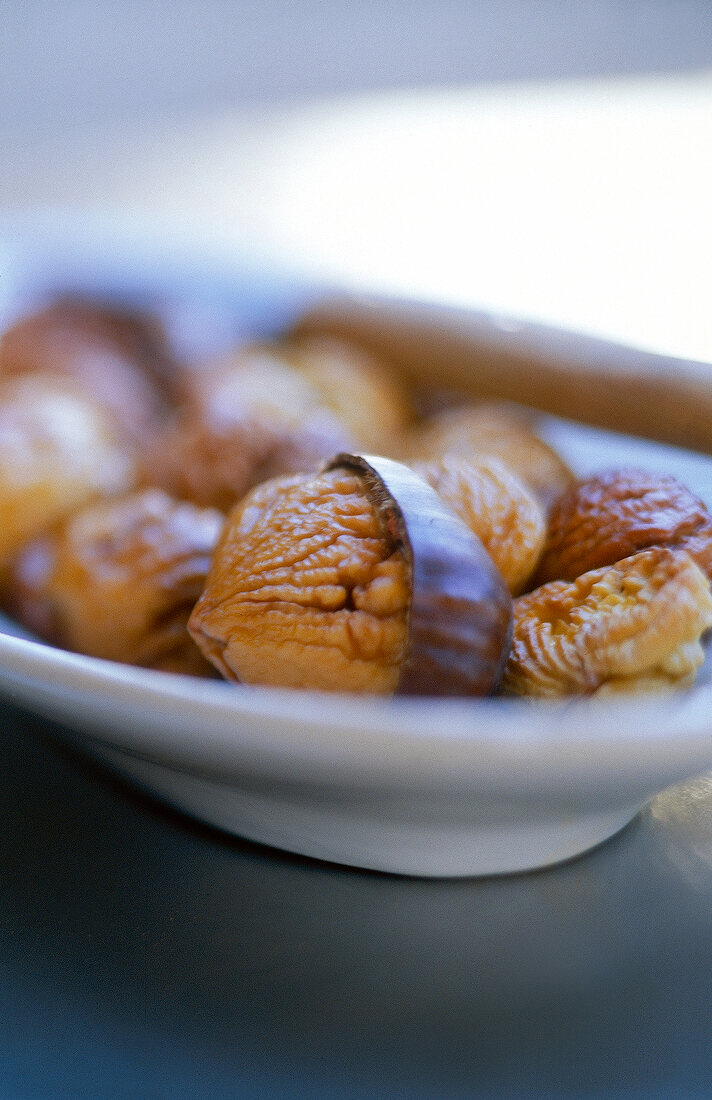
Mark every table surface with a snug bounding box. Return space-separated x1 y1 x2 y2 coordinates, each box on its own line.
4 699 712 1098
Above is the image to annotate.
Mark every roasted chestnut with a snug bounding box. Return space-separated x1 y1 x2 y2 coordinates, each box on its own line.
9 488 224 676
403 401 574 511
414 454 547 595
141 349 356 511
189 454 513 695
533 468 712 586
141 337 412 511
0 373 136 572
0 298 176 445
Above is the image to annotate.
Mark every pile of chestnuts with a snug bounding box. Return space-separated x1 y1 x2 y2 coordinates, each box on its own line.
1 295 711 700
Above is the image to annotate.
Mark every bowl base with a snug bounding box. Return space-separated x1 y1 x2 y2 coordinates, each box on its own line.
91 742 642 877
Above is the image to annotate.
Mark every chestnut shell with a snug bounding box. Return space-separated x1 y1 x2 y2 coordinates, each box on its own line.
325 454 513 696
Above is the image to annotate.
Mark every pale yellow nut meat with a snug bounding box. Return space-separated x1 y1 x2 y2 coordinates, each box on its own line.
189 469 410 693
502 547 712 697
415 455 546 595
403 402 573 511
0 373 136 569
11 488 224 675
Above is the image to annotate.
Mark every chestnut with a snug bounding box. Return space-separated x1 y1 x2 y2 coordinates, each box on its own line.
140 347 358 511
189 454 513 696
0 298 176 446
0 373 136 573
9 488 224 676
140 336 413 512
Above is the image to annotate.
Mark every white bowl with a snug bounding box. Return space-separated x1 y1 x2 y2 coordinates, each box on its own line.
1 214 712 877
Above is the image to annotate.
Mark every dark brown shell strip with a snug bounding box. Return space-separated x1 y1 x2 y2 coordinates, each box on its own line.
325 453 513 697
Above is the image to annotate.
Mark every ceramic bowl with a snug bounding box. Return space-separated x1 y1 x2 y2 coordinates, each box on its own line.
1 214 711 877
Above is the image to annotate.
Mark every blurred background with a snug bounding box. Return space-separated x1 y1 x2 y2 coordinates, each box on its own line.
1 1 712 357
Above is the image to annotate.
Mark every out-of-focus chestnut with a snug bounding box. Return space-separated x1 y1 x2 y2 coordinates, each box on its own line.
0 373 136 572
402 401 574 511
142 337 412 511
280 335 413 453
0 299 176 445
9 488 224 676
142 350 356 511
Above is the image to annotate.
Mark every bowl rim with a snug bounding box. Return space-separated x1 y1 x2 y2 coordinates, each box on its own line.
2 627 711 794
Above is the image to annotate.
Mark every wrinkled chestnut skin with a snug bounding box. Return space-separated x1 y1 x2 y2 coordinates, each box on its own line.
503 547 712 697
0 299 176 445
189 469 411 693
190 456 512 696
534 469 712 586
9 488 224 675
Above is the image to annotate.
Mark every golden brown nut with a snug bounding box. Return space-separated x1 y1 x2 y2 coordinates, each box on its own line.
415 454 546 594
189 456 512 695
282 335 412 453
502 547 712 698
0 299 174 445
9 489 224 675
143 334 414 512
189 468 410 692
534 469 712 586
0 374 136 571
403 401 574 510
142 348 359 511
